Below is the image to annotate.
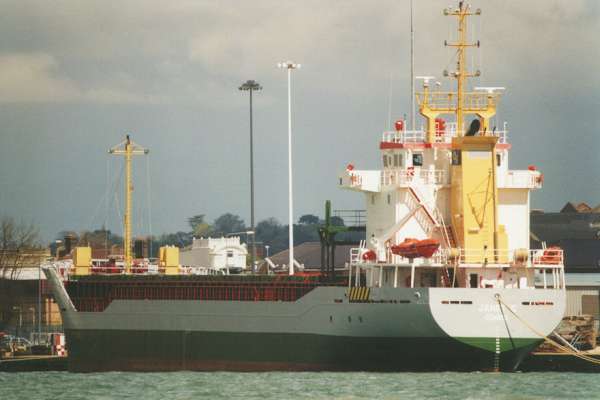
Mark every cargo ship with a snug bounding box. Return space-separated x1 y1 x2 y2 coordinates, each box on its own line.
45 2 566 372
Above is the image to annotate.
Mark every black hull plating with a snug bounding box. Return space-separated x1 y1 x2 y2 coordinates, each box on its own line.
66 329 539 372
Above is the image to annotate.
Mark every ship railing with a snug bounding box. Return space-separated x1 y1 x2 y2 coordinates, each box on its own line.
416 91 501 111
340 171 362 188
339 170 382 192
381 122 508 144
499 170 543 189
381 169 447 186
348 247 565 290
382 129 426 143
349 248 564 269
456 248 564 267
350 247 362 264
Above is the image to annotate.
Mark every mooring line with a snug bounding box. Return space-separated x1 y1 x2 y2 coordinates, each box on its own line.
495 294 600 366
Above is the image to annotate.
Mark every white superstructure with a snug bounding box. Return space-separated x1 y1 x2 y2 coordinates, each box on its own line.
339 1 563 294
180 236 248 273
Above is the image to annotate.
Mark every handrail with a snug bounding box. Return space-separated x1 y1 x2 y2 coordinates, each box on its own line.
348 247 564 267
500 170 542 189
381 121 508 144
381 169 448 186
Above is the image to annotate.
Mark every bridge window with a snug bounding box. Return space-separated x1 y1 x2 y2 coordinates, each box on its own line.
469 273 479 288
412 153 423 166
452 150 461 165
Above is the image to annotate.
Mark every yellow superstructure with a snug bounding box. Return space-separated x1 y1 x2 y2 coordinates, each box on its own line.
159 246 180 275
73 246 92 275
450 137 507 263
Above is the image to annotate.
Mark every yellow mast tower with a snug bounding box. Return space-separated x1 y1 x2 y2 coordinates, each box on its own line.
109 135 149 273
417 2 503 140
444 2 482 134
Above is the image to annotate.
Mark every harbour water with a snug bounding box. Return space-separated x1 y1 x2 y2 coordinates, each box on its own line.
1 371 598 400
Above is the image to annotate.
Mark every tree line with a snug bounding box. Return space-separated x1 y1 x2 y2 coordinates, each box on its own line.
55 212 345 258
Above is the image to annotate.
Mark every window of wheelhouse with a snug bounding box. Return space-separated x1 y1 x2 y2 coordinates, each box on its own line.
452 150 461 165
412 153 423 167
391 153 403 167
383 153 396 168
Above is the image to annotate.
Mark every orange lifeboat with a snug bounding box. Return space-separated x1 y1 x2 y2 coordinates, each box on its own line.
391 238 440 259
415 238 441 258
391 238 420 259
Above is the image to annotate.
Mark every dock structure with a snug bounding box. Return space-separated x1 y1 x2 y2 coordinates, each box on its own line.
0 355 67 372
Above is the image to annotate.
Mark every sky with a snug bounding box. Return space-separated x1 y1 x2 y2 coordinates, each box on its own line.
0 0 599 242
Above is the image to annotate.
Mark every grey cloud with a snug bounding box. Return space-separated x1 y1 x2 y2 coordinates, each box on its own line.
0 0 598 241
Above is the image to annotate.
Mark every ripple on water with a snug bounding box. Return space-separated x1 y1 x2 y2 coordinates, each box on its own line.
1 371 599 400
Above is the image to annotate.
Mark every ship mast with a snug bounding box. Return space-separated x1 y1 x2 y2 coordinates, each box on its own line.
443 1 481 134
109 135 149 273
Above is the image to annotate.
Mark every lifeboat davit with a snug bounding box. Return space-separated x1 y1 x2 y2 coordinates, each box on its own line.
391 238 440 259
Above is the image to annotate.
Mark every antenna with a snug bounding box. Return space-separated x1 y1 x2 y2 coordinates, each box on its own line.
443 1 482 134
416 76 436 88
474 86 505 94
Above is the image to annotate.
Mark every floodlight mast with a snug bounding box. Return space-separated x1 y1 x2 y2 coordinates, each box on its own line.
277 61 300 275
239 80 262 272
410 0 415 130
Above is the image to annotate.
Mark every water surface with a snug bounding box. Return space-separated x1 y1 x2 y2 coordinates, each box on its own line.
0 371 596 400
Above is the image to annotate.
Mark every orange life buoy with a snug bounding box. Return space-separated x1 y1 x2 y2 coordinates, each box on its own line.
407 166 415 178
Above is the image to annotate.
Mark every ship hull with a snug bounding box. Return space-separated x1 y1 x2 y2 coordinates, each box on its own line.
65 328 539 372
44 269 565 372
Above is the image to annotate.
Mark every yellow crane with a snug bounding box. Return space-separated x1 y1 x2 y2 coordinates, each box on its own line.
109 135 149 273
